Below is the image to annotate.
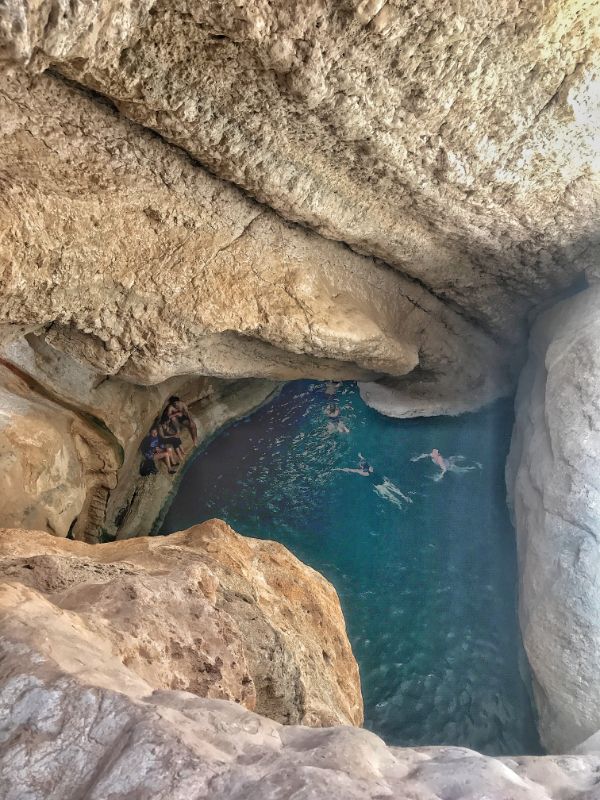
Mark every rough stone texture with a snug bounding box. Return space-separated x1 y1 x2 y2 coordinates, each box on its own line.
0 360 118 537
110 377 278 540
507 284 600 753
0 522 363 728
0 333 277 541
2 0 598 341
0 69 509 411
2 539 600 799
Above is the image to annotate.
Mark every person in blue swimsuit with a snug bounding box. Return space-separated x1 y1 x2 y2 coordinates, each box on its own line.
140 425 178 474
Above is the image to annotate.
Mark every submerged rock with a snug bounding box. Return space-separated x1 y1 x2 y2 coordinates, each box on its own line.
0 520 363 728
507 284 600 752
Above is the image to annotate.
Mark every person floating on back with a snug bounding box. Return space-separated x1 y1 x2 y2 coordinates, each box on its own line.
411 448 449 479
411 449 481 481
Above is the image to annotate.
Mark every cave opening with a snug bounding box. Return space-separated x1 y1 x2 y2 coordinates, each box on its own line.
159 379 542 756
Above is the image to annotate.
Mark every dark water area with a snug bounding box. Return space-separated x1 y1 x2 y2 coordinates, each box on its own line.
160 380 541 755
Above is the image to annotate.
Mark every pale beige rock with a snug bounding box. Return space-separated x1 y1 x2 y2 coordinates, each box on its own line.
0 360 119 537
0 521 363 727
507 285 600 753
0 69 510 406
2 549 600 798
1 0 598 338
0 333 278 541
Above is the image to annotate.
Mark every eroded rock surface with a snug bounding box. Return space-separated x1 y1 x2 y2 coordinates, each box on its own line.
0 68 510 410
0 331 279 541
0 359 117 537
2 0 599 339
0 521 363 727
507 285 600 753
2 526 600 797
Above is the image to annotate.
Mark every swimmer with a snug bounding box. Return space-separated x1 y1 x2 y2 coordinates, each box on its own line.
374 477 413 509
327 420 350 434
411 448 448 478
431 448 449 475
335 453 373 476
412 449 480 481
336 454 412 508
325 403 340 418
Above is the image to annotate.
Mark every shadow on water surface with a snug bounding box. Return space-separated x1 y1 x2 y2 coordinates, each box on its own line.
160 380 542 756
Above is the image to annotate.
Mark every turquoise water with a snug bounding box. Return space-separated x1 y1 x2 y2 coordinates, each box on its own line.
160 380 541 755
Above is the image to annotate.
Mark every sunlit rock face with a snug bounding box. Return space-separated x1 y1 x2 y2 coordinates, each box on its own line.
0 522 363 727
1 1 599 415
508 285 600 753
2 529 600 799
0 68 508 409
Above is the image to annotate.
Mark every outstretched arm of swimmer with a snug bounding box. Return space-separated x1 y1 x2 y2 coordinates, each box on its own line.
410 453 431 462
334 467 370 476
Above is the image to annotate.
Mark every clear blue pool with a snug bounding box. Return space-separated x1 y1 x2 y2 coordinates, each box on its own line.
160 380 541 755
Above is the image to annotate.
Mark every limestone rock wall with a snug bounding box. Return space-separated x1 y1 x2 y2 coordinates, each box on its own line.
0 334 277 541
0 68 510 410
2 0 599 340
0 521 363 728
507 284 600 753
2 526 600 799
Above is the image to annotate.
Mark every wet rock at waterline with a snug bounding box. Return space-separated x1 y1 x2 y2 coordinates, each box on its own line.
0 333 278 541
0 521 363 728
508 284 600 753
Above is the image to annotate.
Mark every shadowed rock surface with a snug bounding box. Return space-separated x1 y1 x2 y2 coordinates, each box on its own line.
508 284 600 753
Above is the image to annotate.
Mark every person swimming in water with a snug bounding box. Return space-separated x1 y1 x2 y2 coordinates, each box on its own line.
326 419 350 434
411 449 480 481
325 403 340 418
324 381 342 396
336 453 373 476
411 448 449 478
336 454 412 507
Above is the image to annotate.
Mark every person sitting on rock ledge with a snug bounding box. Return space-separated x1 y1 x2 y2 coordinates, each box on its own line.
161 396 198 445
140 425 178 475
156 416 185 464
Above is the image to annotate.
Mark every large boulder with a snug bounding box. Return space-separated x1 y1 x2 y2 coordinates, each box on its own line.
0 521 363 727
507 284 600 752
2 531 600 798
